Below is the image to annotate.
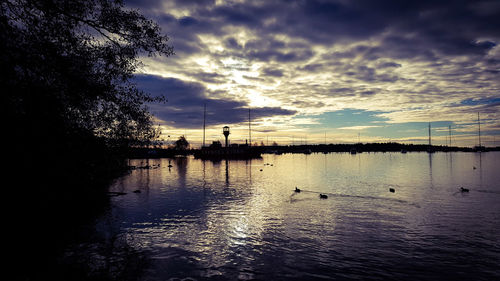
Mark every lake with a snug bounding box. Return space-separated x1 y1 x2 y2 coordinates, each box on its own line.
65 152 500 280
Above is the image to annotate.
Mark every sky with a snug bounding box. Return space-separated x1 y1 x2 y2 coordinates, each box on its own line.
124 0 500 148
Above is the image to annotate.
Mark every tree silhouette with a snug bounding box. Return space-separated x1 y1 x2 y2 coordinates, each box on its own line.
2 0 173 183
2 0 173 150
175 136 190 150
2 2 174 273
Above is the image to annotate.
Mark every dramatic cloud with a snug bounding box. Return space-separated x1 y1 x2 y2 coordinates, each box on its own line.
126 0 500 146
134 74 295 129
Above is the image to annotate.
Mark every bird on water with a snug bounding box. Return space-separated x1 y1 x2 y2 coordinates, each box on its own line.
319 194 328 199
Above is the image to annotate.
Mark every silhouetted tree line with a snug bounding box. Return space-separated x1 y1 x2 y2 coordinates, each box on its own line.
255 142 486 153
2 0 172 188
1 1 172 279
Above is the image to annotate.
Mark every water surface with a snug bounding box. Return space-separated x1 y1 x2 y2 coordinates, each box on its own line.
70 152 500 280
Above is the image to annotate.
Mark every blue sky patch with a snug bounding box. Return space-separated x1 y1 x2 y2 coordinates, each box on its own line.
295 109 390 129
460 97 500 106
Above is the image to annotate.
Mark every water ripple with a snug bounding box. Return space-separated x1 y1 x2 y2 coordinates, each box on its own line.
81 153 500 280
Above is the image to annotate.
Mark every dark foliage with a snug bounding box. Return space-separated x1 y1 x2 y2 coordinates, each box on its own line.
1 1 172 279
174 135 190 150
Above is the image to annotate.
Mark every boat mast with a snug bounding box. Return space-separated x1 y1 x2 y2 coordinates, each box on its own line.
249 107 252 147
203 103 206 148
449 125 452 147
478 112 481 147
428 122 431 146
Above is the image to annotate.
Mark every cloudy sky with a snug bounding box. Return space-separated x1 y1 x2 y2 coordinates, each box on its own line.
125 0 500 147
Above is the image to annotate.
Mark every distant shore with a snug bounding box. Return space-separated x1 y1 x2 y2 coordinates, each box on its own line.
128 142 500 158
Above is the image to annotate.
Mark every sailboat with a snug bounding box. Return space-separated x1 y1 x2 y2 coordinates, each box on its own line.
323 132 328 154
427 122 435 153
474 112 486 152
202 103 206 148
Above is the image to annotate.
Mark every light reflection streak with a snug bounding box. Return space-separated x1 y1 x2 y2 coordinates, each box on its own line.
101 153 500 280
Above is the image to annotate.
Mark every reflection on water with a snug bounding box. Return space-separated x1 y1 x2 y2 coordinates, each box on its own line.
70 152 500 280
